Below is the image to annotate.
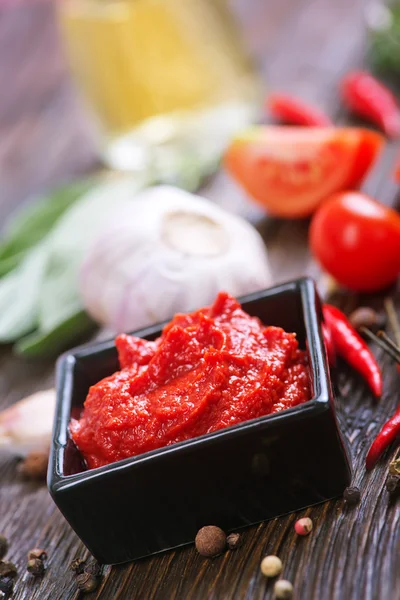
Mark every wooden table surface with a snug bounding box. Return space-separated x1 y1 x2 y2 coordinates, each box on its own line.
0 1 399 599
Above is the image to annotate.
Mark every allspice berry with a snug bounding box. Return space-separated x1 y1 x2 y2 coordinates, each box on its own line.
0 536 8 561
28 548 47 561
195 526 226 557
226 533 241 551
18 451 48 480
27 558 45 577
260 555 282 578
274 579 293 599
76 572 99 594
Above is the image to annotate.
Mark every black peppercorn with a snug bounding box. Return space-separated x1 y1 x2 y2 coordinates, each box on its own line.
84 561 101 577
0 562 17 578
70 557 86 574
27 558 45 577
226 533 241 550
0 537 8 562
0 576 13 595
386 474 400 493
76 572 99 593
343 486 361 505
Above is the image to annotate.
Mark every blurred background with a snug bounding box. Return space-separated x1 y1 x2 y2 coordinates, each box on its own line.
0 0 399 360
2 0 397 224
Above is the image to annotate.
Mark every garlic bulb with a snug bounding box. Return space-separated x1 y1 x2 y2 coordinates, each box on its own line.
79 186 272 332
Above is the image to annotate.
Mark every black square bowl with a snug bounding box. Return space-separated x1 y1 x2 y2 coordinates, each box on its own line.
49 277 351 565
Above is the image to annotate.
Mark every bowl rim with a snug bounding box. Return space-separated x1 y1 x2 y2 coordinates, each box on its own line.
49 277 330 492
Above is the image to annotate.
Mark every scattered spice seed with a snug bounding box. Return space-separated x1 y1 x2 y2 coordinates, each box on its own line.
260 555 282 578
0 562 17 578
84 561 101 577
28 548 47 561
195 526 226 558
349 307 383 332
389 458 400 477
76 572 99 594
27 558 45 577
18 451 48 480
0 577 13 595
343 486 361 506
294 517 313 536
70 557 86 574
226 533 241 551
386 474 400 493
0 536 8 561
274 579 294 599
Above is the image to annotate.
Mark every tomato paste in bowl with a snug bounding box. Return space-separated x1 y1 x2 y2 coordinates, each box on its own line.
71 292 311 469
50 278 351 565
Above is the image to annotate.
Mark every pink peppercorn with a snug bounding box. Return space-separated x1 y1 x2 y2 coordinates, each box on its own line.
294 517 313 536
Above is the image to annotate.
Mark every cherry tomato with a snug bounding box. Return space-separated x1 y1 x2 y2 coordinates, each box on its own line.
310 192 400 292
224 127 384 218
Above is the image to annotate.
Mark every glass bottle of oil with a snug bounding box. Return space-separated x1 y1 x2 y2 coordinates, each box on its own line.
58 0 262 172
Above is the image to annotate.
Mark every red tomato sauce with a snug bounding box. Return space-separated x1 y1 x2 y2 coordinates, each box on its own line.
70 293 311 469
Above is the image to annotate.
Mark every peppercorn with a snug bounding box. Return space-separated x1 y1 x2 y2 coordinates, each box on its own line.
84 561 101 577
18 451 48 480
0 562 17 578
28 548 47 561
226 533 241 551
70 557 87 574
0 576 13 595
294 517 313 536
349 307 383 332
76 572 99 593
274 579 293 599
260 555 282 578
195 526 226 557
343 486 361 506
27 558 45 577
386 474 400 493
389 458 400 477
0 536 8 561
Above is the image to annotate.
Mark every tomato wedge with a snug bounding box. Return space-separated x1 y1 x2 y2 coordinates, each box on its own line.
224 126 384 218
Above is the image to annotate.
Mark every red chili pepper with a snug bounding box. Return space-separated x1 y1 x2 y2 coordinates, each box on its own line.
267 93 332 127
394 156 400 183
322 322 336 366
366 405 400 469
341 71 400 138
323 304 383 397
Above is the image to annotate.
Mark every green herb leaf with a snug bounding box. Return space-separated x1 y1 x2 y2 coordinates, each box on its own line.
0 246 48 342
0 178 95 277
15 309 96 358
15 175 150 357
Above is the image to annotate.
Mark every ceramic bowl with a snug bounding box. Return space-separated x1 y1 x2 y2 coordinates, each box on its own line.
49 277 351 565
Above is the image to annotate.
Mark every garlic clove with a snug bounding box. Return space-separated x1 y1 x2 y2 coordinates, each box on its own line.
0 389 55 456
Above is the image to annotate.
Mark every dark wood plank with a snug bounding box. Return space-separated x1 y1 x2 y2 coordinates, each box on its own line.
0 1 399 599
